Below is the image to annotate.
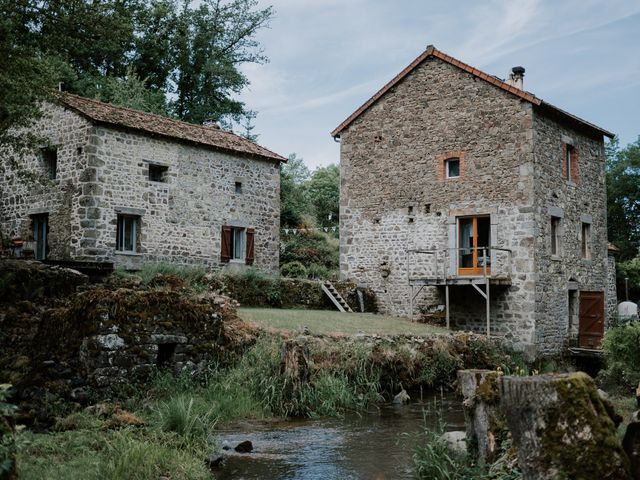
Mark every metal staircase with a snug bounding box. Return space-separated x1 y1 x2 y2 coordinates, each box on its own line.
321 281 353 313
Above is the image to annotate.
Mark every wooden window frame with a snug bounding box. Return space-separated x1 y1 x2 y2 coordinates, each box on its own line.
221 226 254 265
581 222 591 260
562 144 579 184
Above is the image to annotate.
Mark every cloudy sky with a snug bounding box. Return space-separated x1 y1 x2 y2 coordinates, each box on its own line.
237 0 640 169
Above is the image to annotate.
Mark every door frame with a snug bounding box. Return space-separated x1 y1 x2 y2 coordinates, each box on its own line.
457 215 491 276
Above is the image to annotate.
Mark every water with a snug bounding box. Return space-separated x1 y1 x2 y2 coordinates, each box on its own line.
214 392 464 480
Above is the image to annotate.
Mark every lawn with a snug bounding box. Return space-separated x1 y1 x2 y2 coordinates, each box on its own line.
237 308 448 336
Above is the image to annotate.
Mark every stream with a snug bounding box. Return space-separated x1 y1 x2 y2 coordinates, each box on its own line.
214 391 464 480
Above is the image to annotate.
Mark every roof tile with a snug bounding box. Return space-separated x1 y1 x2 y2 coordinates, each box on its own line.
58 93 286 163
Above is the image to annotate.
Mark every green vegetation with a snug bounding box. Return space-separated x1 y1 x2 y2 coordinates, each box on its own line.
238 308 448 336
411 414 521 480
2 0 272 173
599 321 640 392
1 384 17 478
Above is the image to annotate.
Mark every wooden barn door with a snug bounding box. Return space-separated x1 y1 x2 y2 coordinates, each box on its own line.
578 291 605 349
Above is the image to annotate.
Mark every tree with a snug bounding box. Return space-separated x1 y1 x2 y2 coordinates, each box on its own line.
606 136 640 260
308 164 340 227
170 0 272 126
280 153 309 227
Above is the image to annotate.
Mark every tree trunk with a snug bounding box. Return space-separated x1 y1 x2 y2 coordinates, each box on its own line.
499 372 632 480
457 369 504 463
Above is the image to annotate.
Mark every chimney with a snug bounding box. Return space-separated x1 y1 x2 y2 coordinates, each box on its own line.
506 66 525 90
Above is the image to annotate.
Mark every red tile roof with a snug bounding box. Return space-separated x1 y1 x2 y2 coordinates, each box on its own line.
331 45 614 139
58 93 286 163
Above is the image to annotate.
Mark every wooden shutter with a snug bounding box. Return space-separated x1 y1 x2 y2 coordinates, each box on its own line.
245 228 255 265
220 226 231 263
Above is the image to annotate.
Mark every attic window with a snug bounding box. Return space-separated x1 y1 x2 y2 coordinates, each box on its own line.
563 144 578 183
149 164 168 182
235 181 243 194
446 158 460 178
41 147 57 180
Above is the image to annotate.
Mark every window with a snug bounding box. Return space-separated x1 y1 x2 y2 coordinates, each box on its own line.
235 181 243 194
564 144 578 183
446 158 460 178
221 226 255 264
116 215 138 253
581 222 591 260
551 216 561 256
32 214 49 260
149 164 168 182
41 148 57 180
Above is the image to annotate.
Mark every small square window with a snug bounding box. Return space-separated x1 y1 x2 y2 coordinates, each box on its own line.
41 148 57 180
149 164 168 182
446 158 460 178
235 181 243 194
116 214 139 253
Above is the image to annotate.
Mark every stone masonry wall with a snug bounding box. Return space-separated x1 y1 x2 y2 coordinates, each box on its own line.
531 112 608 355
339 57 538 350
0 104 92 258
0 103 280 273
606 254 617 327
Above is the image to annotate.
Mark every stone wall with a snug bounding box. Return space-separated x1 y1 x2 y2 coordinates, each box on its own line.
606 253 618 327
531 112 609 354
0 105 93 259
338 57 537 350
0 103 280 273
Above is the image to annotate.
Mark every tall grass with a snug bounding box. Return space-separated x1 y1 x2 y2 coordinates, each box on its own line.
113 262 207 288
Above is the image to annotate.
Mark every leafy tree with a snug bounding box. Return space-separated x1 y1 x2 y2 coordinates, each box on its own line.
606 136 640 260
308 164 340 227
280 153 310 227
170 0 272 126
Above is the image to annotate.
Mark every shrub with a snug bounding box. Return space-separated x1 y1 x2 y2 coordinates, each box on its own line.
306 263 332 280
156 396 215 442
599 322 640 391
280 231 338 269
281 261 308 279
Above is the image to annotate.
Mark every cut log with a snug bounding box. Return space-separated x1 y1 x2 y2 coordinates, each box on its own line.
457 369 505 463
499 372 632 480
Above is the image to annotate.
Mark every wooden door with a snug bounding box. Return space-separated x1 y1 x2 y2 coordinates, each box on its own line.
458 216 491 276
578 291 604 349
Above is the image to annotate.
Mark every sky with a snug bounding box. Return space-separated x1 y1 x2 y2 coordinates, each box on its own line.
236 0 640 169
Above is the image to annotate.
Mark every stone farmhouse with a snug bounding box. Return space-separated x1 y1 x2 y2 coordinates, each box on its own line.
0 94 285 273
332 45 616 356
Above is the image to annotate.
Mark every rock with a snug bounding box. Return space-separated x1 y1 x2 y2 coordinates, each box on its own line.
441 430 467 455
235 440 253 453
500 372 632 480
392 389 410 405
221 440 231 450
206 453 225 468
70 386 90 402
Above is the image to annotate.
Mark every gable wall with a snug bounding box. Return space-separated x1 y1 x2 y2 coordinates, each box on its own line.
0 104 92 259
339 57 538 349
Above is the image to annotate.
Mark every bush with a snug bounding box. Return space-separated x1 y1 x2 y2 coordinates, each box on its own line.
281 261 308 279
306 263 333 280
280 231 338 270
599 322 640 391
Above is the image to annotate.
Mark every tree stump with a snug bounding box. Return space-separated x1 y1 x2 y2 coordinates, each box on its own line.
499 372 632 480
457 369 505 463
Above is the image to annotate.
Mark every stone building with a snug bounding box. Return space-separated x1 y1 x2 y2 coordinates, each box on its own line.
1 93 285 272
332 45 616 356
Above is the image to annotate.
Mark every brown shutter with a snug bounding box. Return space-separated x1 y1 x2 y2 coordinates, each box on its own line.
245 228 255 265
220 226 231 263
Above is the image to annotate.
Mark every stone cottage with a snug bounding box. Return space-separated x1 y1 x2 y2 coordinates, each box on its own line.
332 45 616 356
1 93 285 272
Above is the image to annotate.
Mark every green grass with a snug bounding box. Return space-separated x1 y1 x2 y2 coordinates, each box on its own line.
238 308 448 336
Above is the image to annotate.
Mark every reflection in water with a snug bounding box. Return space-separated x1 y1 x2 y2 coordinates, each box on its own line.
215 392 464 480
